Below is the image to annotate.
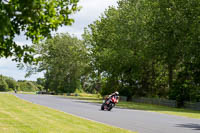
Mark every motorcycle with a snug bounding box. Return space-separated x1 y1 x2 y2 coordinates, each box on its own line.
101 96 118 111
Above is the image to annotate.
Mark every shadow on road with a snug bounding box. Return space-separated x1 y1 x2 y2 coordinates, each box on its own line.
176 123 200 130
73 100 101 105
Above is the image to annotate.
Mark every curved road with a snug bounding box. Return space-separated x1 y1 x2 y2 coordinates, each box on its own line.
15 94 200 133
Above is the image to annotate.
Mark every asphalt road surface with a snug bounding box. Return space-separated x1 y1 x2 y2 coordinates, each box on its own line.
15 94 200 133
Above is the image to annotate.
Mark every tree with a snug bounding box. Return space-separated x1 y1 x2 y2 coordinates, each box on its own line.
0 76 8 91
5 77 17 90
0 0 80 63
146 0 200 104
17 80 38 92
36 78 45 86
84 0 200 104
83 0 153 97
33 33 89 93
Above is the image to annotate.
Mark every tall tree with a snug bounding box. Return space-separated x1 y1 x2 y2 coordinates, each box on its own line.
0 75 8 91
34 33 89 93
84 0 200 104
83 0 154 97
5 77 17 90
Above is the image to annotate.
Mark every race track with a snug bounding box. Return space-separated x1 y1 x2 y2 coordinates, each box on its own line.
15 94 200 133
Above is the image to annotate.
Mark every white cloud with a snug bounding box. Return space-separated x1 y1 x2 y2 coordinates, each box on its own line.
0 0 118 81
56 0 118 38
0 58 44 81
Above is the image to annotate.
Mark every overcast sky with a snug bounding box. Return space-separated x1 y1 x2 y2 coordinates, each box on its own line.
0 0 118 81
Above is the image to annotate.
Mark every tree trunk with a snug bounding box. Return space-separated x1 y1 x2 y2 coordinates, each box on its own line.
151 61 156 96
168 63 173 90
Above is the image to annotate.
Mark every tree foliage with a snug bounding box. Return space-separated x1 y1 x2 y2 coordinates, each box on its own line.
0 0 80 63
33 33 90 93
0 74 40 92
83 0 200 105
0 76 8 91
17 80 38 92
5 77 17 90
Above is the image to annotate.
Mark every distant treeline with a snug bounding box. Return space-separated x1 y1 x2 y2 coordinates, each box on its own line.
0 75 42 92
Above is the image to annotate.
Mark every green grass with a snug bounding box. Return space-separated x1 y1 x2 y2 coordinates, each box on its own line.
65 92 102 99
0 93 135 133
7 91 36 94
65 94 101 101
65 94 200 119
117 102 200 119
17 91 36 94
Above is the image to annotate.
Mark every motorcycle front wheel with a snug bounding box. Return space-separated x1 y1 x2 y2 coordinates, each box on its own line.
108 103 115 111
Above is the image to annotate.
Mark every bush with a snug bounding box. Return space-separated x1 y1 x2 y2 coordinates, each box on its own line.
5 78 17 90
169 79 200 107
18 81 38 92
0 79 8 91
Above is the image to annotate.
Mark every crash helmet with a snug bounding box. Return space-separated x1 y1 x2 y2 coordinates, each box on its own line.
115 91 119 95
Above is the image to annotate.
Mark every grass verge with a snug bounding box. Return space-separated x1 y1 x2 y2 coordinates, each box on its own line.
117 102 200 119
0 93 135 133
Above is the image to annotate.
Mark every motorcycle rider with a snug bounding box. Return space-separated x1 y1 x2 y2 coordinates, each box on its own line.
101 91 119 111
107 91 119 102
